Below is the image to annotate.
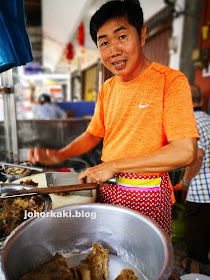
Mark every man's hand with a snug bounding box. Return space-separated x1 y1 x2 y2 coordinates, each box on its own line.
78 162 115 184
179 180 190 191
28 148 64 165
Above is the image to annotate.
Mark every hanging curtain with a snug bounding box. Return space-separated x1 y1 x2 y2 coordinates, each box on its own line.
0 0 33 73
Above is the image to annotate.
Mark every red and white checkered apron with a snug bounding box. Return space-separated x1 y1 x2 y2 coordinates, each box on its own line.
98 172 172 236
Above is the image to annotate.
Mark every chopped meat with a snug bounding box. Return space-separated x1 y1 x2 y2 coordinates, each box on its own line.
79 268 91 280
70 267 81 280
115 269 139 280
79 242 109 280
0 196 44 238
19 243 139 280
53 192 70 196
20 178 38 186
20 253 73 280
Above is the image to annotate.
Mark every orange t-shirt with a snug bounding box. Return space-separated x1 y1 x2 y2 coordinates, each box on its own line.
88 62 199 161
87 62 199 203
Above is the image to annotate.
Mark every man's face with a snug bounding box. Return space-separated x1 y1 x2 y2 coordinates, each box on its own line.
97 17 146 82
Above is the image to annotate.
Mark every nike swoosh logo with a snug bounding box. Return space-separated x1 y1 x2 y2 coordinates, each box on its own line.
139 101 153 109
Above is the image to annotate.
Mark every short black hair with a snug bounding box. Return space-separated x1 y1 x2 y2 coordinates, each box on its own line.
90 0 144 46
39 93 51 105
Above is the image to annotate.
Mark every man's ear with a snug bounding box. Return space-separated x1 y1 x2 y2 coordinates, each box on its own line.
140 25 146 47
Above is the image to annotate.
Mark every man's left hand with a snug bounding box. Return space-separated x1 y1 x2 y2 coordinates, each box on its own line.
78 162 115 184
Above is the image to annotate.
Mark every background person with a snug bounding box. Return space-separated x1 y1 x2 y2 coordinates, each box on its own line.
29 85 67 119
180 85 210 274
29 0 199 237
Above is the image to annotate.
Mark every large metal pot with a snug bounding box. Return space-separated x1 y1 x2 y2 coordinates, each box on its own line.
0 204 174 280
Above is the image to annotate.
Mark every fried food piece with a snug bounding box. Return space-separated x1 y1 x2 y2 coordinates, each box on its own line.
80 242 109 280
115 269 139 280
20 253 74 280
70 267 79 280
79 268 91 280
20 178 38 186
53 192 70 196
17 243 138 280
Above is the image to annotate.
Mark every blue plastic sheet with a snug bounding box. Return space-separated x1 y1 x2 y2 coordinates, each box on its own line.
0 0 33 73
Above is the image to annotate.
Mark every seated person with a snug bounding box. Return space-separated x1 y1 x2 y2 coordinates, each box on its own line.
30 88 66 119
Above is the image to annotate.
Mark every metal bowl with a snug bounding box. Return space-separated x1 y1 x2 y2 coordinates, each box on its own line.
0 204 174 280
1 170 31 181
1 162 33 182
0 184 52 244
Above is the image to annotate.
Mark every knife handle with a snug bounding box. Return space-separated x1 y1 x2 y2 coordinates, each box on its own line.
19 183 99 195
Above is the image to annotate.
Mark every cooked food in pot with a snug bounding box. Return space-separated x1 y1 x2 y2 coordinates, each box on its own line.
0 194 44 238
20 253 72 280
4 161 32 175
78 242 109 280
115 269 139 280
20 243 139 280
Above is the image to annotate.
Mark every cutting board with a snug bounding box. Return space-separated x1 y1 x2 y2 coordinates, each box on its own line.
13 173 96 209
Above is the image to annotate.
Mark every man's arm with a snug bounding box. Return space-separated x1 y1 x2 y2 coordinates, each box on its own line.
78 138 197 183
112 138 197 173
28 131 102 165
179 148 204 191
59 131 102 159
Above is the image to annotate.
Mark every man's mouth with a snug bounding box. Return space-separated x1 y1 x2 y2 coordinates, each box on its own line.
112 60 126 66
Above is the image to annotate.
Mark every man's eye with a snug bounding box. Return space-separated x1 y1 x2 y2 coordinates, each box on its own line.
101 41 108 46
120 34 126 39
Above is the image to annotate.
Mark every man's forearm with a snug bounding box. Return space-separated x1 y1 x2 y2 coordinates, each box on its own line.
59 131 102 160
183 149 204 182
111 138 197 174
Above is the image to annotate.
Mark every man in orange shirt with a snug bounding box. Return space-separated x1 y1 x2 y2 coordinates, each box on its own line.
29 0 199 236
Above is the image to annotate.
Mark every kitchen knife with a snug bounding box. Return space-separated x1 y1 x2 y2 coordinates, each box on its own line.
45 172 116 197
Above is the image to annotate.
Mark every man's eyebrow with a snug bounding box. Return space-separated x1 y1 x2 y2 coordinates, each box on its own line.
114 26 127 33
98 34 107 41
97 26 127 41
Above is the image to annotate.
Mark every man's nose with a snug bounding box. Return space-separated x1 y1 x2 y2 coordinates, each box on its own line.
110 42 122 57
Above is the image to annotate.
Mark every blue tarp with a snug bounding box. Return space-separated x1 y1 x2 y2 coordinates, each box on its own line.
58 101 96 118
0 0 33 73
